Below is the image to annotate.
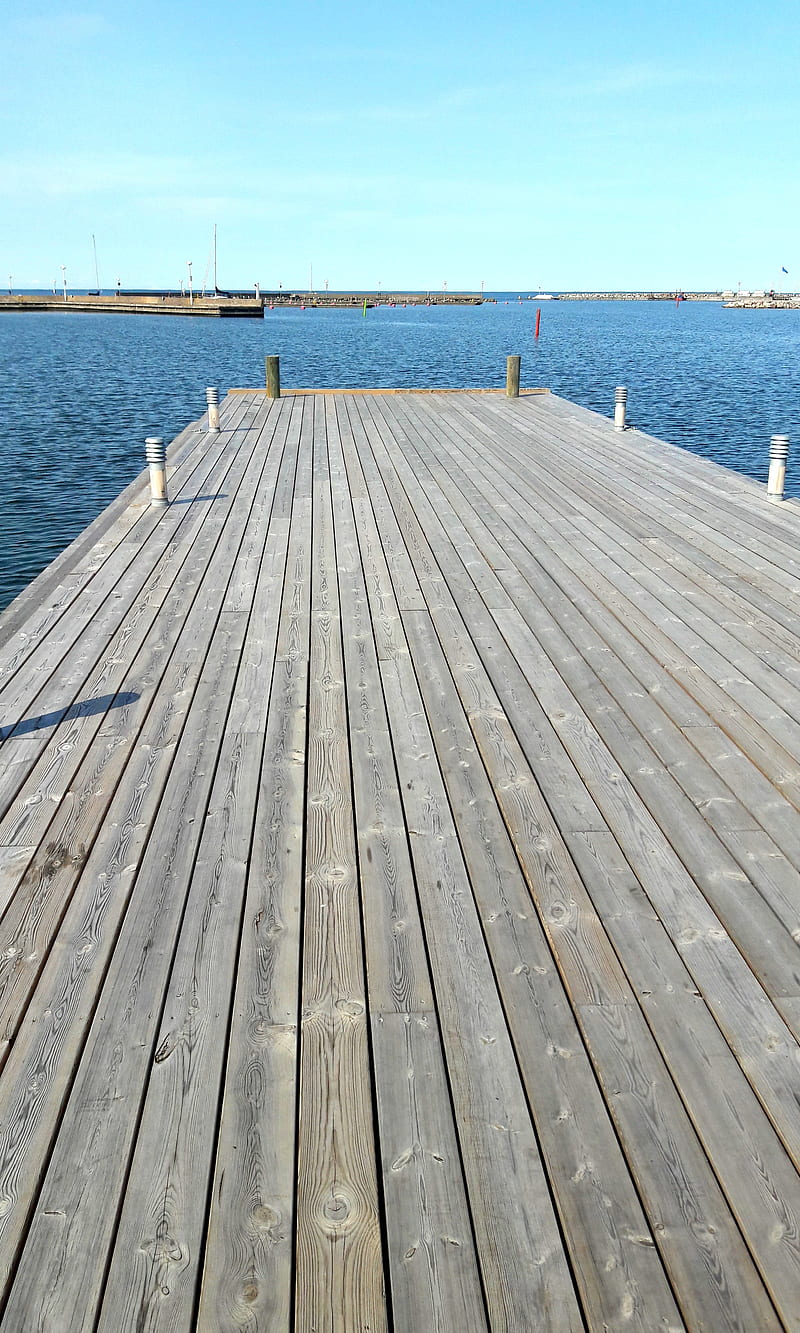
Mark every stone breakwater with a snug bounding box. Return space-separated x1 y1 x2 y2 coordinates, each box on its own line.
722 296 800 309
556 292 723 301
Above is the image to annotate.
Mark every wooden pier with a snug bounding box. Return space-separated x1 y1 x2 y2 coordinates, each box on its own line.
0 291 485 317
1 384 800 1331
0 293 265 317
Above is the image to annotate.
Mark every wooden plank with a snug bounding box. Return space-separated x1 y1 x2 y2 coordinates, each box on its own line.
294 396 387 1333
97 730 263 1331
723 829 800 945
401 610 684 1329
328 399 491 1327
354 394 606 835
329 397 434 1014
447 387 800 604
492 569 800 1001
198 398 309 1331
554 406 800 563
0 844 35 918
198 657 306 1331
0 613 251 1325
0 405 284 1062
361 394 800 1196
340 396 427 615
371 1013 489 1332
377 642 585 1331
99 407 303 1329
342 402 585 1328
493 603 800 1169
427 398 800 794
0 411 293 1315
391 395 800 1000
446 396 800 750
644 533 800 667
567 830 800 1324
580 1002 783 1332
351 396 452 612
476 392 800 568
376 407 800 1311
683 725 800 873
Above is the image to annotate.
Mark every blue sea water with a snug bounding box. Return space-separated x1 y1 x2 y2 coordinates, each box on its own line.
1 295 798 613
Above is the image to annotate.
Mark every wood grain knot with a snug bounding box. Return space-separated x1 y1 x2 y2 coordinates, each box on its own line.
321 1191 353 1227
252 1204 281 1234
141 1233 183 1263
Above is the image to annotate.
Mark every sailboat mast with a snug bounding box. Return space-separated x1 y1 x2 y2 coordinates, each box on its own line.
92 234 100 292
214 224 217 293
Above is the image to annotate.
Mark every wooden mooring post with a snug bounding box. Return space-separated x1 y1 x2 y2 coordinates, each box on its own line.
506 355 521 398
266 355 281 398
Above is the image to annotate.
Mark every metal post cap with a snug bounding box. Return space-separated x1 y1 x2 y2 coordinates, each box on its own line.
615 386 628 402
770 434 790 461
206 387 219 405
145 436 166 463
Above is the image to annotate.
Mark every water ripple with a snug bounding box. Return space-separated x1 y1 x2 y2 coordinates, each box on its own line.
1 299 798 611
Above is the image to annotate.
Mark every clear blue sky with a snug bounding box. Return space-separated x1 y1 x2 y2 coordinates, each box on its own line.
2 0 797 291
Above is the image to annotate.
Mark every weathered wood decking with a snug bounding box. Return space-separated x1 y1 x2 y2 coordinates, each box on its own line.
1 387 800 1331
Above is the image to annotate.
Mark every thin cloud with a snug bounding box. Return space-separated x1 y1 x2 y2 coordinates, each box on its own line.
579 63 718 96
0 152 197 199
286 84 490 127
9 11 109 44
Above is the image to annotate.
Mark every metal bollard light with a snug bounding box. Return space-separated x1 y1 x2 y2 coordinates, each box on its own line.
145 436 168 507
767 434 790 501
206 386 220 432
614 386 628 431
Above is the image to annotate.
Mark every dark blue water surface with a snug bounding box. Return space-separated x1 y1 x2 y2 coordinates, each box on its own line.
1 296 799 612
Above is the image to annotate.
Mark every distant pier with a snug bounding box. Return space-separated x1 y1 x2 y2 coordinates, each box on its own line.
0 290 485 318
0 292 265 317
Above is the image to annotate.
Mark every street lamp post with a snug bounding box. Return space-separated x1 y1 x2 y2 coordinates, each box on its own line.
61 266 67 302
187 260 193 303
